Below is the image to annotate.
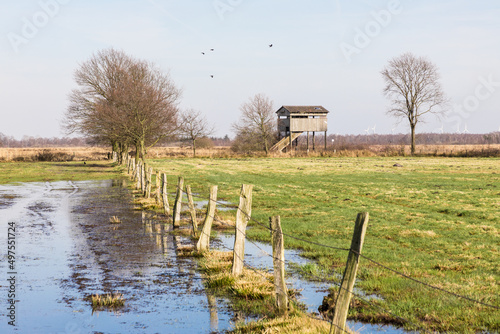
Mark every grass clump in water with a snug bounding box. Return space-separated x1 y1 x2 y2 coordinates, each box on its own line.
87 293 125 310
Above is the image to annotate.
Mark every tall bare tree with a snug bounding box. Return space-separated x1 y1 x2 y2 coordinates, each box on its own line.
179 109 215 157
62 48 181 161
232 93 276 154
381 52 447 154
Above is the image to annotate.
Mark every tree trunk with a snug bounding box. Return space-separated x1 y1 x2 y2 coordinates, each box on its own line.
410 123 416 155
192 139 196 157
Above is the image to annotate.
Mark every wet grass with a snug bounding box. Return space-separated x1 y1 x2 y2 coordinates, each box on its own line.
149 156 500 333
87 293 125 310
0 160 123 184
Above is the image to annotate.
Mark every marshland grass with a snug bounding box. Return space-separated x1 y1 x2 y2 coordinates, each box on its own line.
88 293 125 310
148 156 499 333
197 250 339 333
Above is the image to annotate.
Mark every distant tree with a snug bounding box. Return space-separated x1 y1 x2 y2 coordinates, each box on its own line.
63 48 181 161
381 52 448 154
179 109 215 157
232 93 276 154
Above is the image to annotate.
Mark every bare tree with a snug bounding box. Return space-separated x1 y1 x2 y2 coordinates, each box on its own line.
179 109 215 157
381 52 448 154
232 93 276 154
62 48 181 161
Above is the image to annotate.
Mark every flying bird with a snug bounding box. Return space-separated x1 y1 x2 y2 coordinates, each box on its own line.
210 75 214 78
269 44 273 47
210 48 214 51
201 52 205 55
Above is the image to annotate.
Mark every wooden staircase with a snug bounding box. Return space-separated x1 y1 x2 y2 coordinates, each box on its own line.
270 132 303 152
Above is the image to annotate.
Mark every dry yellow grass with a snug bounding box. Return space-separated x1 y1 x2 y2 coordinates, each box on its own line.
1 143 498 161
0 147 109 161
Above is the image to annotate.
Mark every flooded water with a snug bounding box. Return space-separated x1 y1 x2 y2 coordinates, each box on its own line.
0 179 411 334
0 180 236 334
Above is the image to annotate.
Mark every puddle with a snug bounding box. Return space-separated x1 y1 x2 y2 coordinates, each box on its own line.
178 193 235 212
214 233 415 334
0 180 238 334
0 179 415 333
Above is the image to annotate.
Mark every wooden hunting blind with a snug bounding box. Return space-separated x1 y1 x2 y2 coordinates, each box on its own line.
271 105 330 152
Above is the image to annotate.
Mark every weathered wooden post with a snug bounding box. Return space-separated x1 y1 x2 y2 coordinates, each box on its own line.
136 160 142 190
161 173 170 215
145 167 153 198
330 212 369 334
172 177 184 228
270 215 288 313
155 171 161 205
231 184 253 276
196 185 218 252
141 163 146 193
129 157 135 176
186 185 198 237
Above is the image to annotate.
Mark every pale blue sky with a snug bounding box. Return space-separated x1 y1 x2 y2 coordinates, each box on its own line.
1 0 499 139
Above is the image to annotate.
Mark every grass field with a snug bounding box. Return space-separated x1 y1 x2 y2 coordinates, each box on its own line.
0 160 120 184
146 156 499 333
1 155 498 332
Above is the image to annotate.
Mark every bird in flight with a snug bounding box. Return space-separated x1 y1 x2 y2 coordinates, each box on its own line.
210 48 214 51
201 52 205 55
210 75 214 78
269 44 273 47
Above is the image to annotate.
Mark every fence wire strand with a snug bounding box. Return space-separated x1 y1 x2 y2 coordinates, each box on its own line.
129 166 499 332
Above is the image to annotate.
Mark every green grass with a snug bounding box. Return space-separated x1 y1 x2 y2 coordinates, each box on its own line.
149 156 499 333
0 160 123 184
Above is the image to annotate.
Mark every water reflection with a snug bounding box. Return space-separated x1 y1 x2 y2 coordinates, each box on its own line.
0 179 236 334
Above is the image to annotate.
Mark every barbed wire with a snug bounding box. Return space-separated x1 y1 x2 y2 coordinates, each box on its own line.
130 168 500 314
198 226 429 334
181 186 500 310
205 231 352 334
355 252 499 310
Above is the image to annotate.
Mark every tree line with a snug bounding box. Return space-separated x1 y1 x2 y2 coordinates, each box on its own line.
2 131 498 149
3 49 495 155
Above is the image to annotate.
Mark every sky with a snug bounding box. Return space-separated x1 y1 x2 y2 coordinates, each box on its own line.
1 0 499 139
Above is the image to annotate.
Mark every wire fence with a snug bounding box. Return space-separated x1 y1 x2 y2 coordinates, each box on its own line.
125 158 499 334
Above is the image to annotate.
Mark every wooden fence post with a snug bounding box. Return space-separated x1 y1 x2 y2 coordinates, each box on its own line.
136 160 142 189
129 157 135 176
141 163 146 193
172 177 184 228
186 185 198 237
162 173 170 215
270 215 288 313
145 167 153 198
232 184 253 276
330 212 369 334
196 185 218 252
155 171 161 204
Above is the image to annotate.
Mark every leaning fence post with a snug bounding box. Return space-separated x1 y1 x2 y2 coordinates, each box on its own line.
172 177 184 228
196 185 218 252
231 184 253 276
270 215 288 313
186 185 198 237
330 212 369 334
161 173 170 215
